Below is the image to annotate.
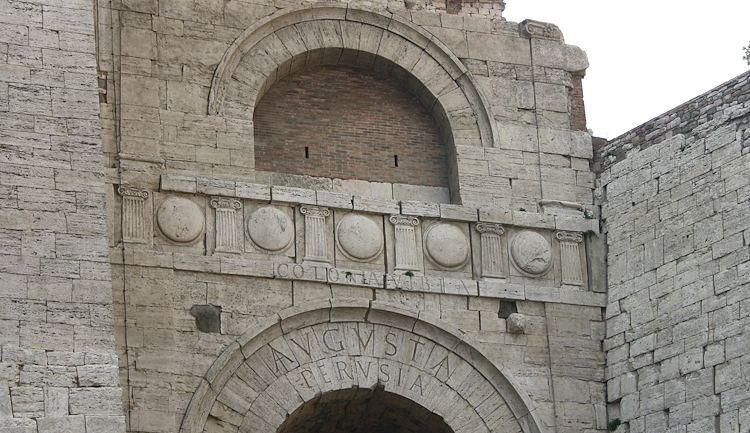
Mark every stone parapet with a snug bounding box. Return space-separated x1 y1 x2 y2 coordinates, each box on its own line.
594 70 750 173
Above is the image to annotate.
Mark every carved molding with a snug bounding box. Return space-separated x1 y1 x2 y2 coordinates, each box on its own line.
476 223 505 278
510 230 552 276
476 222 505 236
556 231 583 244
520 19 563 42
117 185 150 244
210 197 241 210
390 215 420 272
556 231 584 286
210 197 242 253
301 205 330 264
117 185 149 199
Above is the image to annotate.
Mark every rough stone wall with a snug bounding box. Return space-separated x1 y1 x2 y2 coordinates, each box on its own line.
597 71 750 432
254 65 449 187
0 0 124 432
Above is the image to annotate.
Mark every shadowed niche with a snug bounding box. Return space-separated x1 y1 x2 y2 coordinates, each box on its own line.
276 386 454 433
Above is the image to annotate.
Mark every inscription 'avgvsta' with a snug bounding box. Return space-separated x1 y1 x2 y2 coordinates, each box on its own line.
266 326 455 397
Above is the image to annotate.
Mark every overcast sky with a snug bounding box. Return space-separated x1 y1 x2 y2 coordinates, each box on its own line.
502 1 750 139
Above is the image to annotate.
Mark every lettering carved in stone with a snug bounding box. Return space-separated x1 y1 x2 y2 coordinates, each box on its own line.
117 186 149 244
389 215 420 272
556 231 584 286
210 197 242 253
476 223 505 278
510 230 552 276
300 205 330 264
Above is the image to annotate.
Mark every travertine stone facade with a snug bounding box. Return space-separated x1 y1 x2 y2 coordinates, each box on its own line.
0 0 125 432
17 0 750 433
91 0 604 431
597 71 750 432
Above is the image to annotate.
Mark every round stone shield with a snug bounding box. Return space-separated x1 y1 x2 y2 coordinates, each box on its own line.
510 230 552 275
424 223 470 270
246 206 294 252
156 197 205 243
336 214 383 262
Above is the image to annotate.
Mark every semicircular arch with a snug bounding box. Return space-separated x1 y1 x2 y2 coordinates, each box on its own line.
178 300 546 433
207 5 498 150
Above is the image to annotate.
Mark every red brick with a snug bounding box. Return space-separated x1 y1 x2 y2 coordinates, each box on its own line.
254 65 449 187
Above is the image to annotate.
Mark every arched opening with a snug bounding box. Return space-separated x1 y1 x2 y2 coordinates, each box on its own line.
277 386 454 433
253 64 449 187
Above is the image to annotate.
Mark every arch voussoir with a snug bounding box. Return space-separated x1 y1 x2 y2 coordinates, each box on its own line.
179 301 546 433
208 5 498 156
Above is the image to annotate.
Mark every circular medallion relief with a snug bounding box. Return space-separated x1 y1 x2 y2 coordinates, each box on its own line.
156 197 204 243
510 231 552 275
247 206 294 252
336 215 383 261
424 223 469 269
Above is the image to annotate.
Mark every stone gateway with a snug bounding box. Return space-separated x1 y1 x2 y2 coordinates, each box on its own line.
0 0 748 432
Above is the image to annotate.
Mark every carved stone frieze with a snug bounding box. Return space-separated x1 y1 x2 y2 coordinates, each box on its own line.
424 223 470 270
301 205 331 264
389 215 420 272
210 197 242 253
476 223 505 278
156 196 205 244
510 230 552 276
520 19 563 41
556 231 584 286
246 206 294 253
117 186 150 244
336 214 383 262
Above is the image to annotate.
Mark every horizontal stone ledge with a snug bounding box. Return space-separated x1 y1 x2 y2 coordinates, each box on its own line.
111 248 606 307
157 174 596 231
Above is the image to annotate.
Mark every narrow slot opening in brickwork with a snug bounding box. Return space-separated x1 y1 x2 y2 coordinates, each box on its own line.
254 65 449 188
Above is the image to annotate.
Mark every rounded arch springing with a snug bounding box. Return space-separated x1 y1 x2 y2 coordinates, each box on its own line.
178 299 547 433
207 4 498 150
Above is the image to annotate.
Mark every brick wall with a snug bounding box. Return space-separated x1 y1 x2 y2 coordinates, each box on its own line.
0 1 124 432
253 65 450 188
568 74 587 132
597 71 750 432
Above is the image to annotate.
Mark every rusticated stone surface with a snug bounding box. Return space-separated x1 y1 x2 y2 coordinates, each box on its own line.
0 0 125 430
598 71 750 432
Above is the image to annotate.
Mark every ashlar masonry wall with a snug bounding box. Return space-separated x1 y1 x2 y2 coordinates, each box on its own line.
597 71 750 432
0 1 125 432
96 0 608 431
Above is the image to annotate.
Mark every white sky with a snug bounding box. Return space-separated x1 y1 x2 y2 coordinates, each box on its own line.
502 1 750 139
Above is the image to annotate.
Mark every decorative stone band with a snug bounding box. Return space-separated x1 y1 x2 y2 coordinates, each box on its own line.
556 231 584 286
389 215 420 272
117 185 149 199
117 186 149 244
301 205 331 264
476 223 505 278
210 197 242 253
210 197 242 210
520 19 563 41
